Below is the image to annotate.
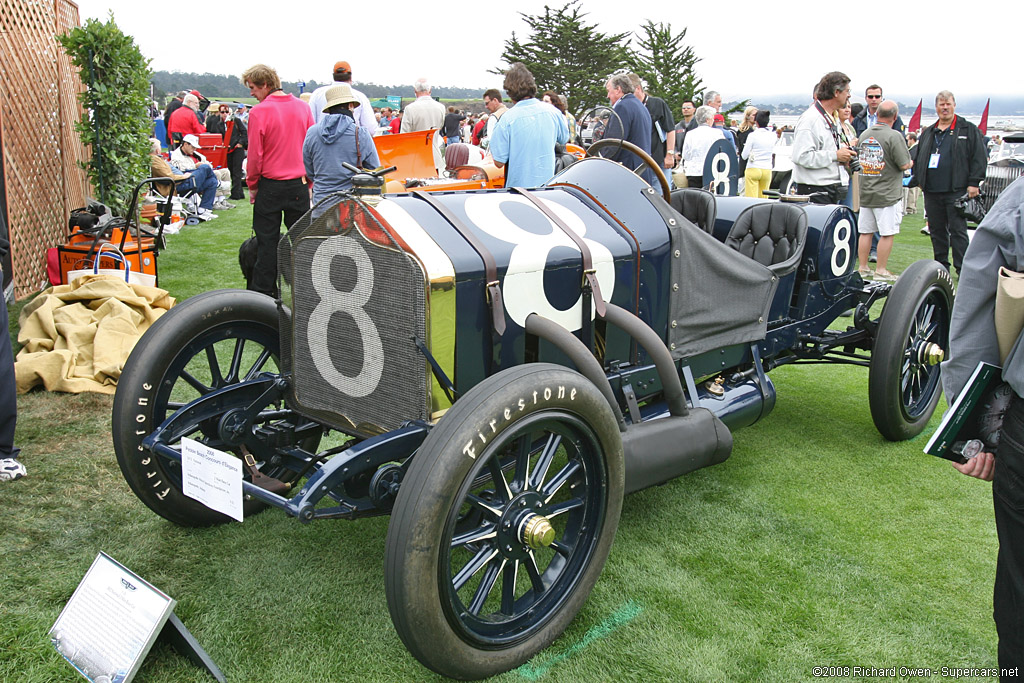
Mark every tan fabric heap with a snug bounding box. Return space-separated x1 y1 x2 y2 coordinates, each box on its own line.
15 274 175 394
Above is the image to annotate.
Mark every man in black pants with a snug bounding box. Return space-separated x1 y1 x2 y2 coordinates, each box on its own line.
945 177 1024 678
225 105 248 200
241 63 313 298
0 219 23 482
912 90 987 276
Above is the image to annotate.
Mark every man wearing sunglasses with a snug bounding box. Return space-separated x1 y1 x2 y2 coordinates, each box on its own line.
853 85 907 261
852 85 906 139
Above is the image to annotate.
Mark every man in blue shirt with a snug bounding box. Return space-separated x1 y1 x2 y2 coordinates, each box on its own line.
490 63 568 188
603 73 656 185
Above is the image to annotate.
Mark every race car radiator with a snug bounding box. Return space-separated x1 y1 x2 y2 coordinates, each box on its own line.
278 197 430 436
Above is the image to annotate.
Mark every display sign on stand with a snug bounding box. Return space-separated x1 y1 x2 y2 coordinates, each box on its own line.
49 552 224 682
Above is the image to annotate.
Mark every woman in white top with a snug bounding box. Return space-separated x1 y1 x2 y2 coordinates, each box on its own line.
741 109 775 198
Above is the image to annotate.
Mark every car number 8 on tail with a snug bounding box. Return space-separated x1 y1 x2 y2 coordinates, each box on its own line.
711 152 731 195
830 217 852 277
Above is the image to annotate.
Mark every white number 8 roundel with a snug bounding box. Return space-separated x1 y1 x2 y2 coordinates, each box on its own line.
464 194 615 331
830 218 852 277
307 235 384 398
711 151 731 195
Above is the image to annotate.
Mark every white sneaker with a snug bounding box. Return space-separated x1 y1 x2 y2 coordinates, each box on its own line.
0 458 26 481
198 210 218 221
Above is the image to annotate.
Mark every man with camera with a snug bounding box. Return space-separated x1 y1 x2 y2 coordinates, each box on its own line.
856 100 912 281
912 90 988 276
792 71 858 204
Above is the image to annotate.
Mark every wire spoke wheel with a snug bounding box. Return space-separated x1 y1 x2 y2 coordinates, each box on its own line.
385 364 623 679
113 290 320 526
444 413 604 643
869 261 954 440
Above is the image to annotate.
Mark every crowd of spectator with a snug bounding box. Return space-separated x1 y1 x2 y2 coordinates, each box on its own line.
149 66 996 275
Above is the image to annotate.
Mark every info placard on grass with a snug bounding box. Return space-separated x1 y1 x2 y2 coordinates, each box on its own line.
181 436 243 521
49 553 226 683
49 552 175 682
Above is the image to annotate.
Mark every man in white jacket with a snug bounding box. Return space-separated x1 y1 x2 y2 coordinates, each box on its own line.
792 71 859 203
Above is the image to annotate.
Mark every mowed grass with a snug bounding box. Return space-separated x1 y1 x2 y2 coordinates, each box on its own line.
1 196 999 682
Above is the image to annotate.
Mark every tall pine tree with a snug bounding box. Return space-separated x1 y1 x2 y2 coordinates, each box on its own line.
628 20 703 118
494 1 630 115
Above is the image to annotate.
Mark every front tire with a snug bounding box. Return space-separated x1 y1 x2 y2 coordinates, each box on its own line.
112 289 298 526
384 364 624 679
869 261 954 440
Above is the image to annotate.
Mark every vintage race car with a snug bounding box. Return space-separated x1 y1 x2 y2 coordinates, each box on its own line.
112 148 953 680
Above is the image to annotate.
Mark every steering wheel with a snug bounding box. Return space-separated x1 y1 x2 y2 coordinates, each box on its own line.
586 138 671 202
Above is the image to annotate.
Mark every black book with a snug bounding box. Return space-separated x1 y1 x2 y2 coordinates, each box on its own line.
925 361 1011 463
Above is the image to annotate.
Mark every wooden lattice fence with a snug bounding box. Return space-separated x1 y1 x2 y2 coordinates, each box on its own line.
1 0 89 298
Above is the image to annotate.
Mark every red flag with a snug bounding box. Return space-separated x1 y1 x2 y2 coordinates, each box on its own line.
979 98 990 135
908 99 922 133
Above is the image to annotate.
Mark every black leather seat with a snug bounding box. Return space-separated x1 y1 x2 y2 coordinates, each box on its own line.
724 203 807 277
669 188 717 235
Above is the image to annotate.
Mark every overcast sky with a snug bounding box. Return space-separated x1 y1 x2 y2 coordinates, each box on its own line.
74 0 1019 104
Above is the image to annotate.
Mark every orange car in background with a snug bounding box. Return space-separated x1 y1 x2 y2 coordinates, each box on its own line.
373 129 584 193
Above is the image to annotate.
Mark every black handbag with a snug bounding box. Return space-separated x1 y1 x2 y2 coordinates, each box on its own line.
954 190 987 223
238 235 258 288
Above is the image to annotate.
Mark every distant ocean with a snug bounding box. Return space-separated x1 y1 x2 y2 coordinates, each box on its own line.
769 113 1024 134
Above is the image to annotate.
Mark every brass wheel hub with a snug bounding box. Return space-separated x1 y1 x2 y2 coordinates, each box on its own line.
520 514 555 550
920 342 945 366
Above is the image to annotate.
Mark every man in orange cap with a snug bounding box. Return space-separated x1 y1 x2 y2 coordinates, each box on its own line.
308 61 376 130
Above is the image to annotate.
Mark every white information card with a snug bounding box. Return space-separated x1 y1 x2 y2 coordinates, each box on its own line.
181 437 244 522
49 553 176 682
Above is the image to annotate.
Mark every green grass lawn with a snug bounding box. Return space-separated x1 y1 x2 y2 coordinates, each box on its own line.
0 195 1000 682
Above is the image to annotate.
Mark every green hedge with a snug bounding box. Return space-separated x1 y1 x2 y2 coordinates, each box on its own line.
58 14 151 215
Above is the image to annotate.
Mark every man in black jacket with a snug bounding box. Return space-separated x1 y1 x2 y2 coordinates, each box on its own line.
913 90 988 275
223 105 248 200
852 84 906 138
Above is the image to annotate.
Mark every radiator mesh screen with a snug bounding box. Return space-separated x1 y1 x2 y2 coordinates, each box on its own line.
278 196 428 435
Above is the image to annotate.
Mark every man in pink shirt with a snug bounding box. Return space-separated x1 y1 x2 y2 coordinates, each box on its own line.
241 63 313 297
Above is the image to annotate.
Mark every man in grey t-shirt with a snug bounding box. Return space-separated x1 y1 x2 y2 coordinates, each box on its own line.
856 100 912 280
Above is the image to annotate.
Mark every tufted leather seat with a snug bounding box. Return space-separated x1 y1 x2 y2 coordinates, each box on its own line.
724 203 808 277
669 188 717 235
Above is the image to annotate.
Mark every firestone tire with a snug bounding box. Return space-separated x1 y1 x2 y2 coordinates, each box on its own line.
869 260 954 441
112 289 286 527
384 364 624 680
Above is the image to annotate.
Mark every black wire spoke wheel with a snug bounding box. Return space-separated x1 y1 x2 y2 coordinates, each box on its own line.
113 290 317 526
385 364 624 679
869 260 954 441
446 413 604 641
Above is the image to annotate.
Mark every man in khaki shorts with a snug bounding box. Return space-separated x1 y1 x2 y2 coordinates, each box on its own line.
856 100 912 281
